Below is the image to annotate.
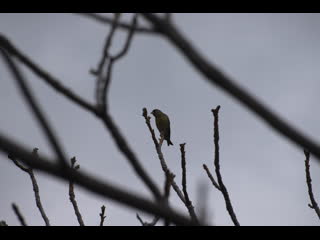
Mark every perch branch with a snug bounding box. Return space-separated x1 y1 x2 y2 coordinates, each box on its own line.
142 108 199 224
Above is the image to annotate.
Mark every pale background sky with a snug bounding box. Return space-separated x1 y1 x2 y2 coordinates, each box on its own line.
1 13 320 226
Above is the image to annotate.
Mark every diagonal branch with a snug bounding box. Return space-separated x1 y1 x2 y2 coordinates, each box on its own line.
202 164 221 191
141 13 320 163
0 34 98 116
0 132 197 226
12 203 27 226
0 26 162 201
0 46 68 167
304 150 320 220
9 149 50 226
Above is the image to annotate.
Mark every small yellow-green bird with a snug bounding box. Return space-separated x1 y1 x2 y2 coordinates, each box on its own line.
151 109 173 146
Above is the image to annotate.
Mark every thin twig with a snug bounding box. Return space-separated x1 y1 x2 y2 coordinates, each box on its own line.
9 149 50 226
0 132 196 226
99 205 106 226
69 157 85 226
142 108 199 224
12 203 27 226
180 143 199 224
75 13 158 34
0 47 68 167
211 106 240 226
304 150 320 219
141 13 320 163
203 164 221 191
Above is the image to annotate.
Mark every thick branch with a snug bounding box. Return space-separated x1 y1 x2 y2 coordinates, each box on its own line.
0 34 98 116
0 46 68 167
0 33 162 202
304 150 320 219
0 132 197 226
141 13 320 163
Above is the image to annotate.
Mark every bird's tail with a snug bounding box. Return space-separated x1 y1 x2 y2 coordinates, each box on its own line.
167 139 174 146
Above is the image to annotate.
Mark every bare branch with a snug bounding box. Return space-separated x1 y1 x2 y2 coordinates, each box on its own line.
203 164 221 191
0 34 98 116
69 157 85 226
211 106 240 226
0 33 163 202
141 13 320 163
9 149 50 226
12 203 27 226
0 132 197 226
99 205 106 226
0 46 68 167
180 143 199 224
74 13 158 34
142 108 200 224
142 108 185 203
304 150 320 219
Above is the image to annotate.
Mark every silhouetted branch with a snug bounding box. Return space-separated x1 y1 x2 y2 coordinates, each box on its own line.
142 108 200 224
202 164 221 191
12 203 27 226
0 34 98 116
69 157 85 226
141 13 320 163
0 47 68 167
180 143 199 224
142 108 185 203
75 13 158 34
0 29 163 202
99 205 106 226
0 132 196 226
304 150 320 219
9 149 50 226
211 106 240 226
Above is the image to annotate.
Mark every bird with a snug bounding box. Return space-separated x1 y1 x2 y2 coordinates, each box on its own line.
151 109 174 146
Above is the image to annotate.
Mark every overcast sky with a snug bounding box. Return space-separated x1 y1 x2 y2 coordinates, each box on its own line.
1 13 320 226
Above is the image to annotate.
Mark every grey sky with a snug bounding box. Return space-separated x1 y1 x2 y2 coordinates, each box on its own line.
1 13 320 226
